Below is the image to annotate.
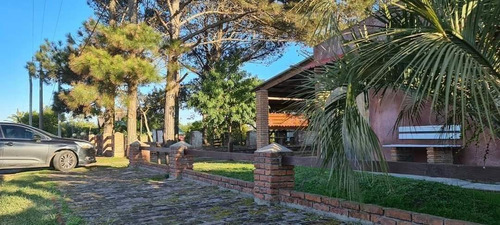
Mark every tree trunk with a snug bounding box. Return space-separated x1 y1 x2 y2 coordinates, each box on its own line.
38 66 43 130
142 110 153 142
164 54 179 145
127 83 138 144
127 0 137 23
227 120 233 152
57 80 62 137
109 0 117 26
163 0 181 146
103 106 114 134
29 74 33 126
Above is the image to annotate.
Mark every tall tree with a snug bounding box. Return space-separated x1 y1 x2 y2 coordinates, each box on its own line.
188 58 261 151
134 0 304 145
68 21 161 145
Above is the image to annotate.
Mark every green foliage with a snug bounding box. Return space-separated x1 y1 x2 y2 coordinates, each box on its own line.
193 160 500 224
9 108 98 137
297 0 500 196
9 108 61 135
187 59 261 142
287 0 376 45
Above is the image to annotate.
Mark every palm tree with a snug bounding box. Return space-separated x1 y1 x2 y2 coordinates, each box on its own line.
298 0 499 194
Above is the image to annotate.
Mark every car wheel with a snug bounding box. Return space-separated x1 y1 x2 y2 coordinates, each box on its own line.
53 151 78 172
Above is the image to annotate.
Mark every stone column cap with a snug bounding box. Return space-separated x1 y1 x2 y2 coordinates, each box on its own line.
169 141 192 149
255 143 293 153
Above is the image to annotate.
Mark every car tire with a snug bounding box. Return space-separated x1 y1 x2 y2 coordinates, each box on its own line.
53 151 78 172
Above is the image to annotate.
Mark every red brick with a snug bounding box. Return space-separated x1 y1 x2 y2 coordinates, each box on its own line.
371 215 397 225
321 197 341 207
349 210 370 221
304 193 322 203
397 221 412 225
254 181 268 188
254 169 266 175
313 203 330 212
242 188 252 193
341 201 360 210
361 204 384 215
279 189 291 196
269 170 286 176
296 199 313 207
290 191 305 199
413 213 444 225
385 209 412 221
444 219 475 225
329 207 348 216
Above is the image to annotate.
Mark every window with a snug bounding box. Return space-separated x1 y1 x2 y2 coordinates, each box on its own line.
1 125 36 139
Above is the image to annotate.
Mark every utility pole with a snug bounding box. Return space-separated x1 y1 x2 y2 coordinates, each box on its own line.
39 62 44 130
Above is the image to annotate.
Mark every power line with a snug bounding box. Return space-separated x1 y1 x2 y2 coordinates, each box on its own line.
32 0 35 55
52 0 64 40
39 0 47 42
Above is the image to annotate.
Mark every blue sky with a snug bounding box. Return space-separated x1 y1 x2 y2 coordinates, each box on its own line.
0 0 310 124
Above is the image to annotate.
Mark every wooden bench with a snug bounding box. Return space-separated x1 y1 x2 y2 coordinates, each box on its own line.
382 125 461 164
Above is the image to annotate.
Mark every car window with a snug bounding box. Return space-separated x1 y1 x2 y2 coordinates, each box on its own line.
1 125 36 139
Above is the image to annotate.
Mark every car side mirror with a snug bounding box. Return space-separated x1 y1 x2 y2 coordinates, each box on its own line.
33 134 42 142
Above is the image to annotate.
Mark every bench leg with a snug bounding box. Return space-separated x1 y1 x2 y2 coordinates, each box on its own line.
390 147 413 162
426 147 453 164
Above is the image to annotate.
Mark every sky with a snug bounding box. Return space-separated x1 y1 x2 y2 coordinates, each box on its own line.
0 0 310 124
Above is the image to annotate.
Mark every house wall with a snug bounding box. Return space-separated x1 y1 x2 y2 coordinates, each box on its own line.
369 90 500 167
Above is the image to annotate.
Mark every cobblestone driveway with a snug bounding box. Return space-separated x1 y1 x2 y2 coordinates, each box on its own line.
51 166 341 225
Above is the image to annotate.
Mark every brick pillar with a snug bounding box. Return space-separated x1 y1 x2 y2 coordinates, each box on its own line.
128 141 149 164
168 141 194 179
253 143 294 205
427 147 453 164
256 90 269 149
390 147 413 162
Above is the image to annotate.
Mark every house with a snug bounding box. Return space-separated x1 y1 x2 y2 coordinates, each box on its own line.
254 20 499 167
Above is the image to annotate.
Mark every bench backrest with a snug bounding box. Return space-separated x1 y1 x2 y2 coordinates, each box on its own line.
398 125 461 140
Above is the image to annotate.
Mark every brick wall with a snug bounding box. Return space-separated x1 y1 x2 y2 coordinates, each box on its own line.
278 190 473 225
133 142 477 225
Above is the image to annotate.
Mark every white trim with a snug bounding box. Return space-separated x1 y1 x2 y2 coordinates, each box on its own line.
398 125 461 133
399 133 461 140
383 144 461 148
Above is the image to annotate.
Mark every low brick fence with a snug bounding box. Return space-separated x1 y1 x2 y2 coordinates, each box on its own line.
129 141 478 225
184 170 254 195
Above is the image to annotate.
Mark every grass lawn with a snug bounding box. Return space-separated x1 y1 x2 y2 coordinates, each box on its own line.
193 160 500 225
0 157 129 225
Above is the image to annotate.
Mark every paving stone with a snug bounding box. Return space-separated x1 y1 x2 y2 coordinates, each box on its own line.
50 166 342 225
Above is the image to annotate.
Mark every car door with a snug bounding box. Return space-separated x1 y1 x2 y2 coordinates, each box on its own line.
0 125 50 168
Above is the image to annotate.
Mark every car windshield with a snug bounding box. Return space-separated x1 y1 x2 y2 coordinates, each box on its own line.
26 125 57 138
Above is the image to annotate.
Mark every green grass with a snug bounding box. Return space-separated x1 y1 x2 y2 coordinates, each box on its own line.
193 160 255 182
193 160 500 225
0 157 129 225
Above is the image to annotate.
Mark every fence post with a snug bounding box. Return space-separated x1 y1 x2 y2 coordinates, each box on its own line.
168 141 194 179
128 141 149 165
253 143 295 205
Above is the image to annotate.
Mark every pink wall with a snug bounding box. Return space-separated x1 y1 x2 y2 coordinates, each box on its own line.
369 90 500 167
